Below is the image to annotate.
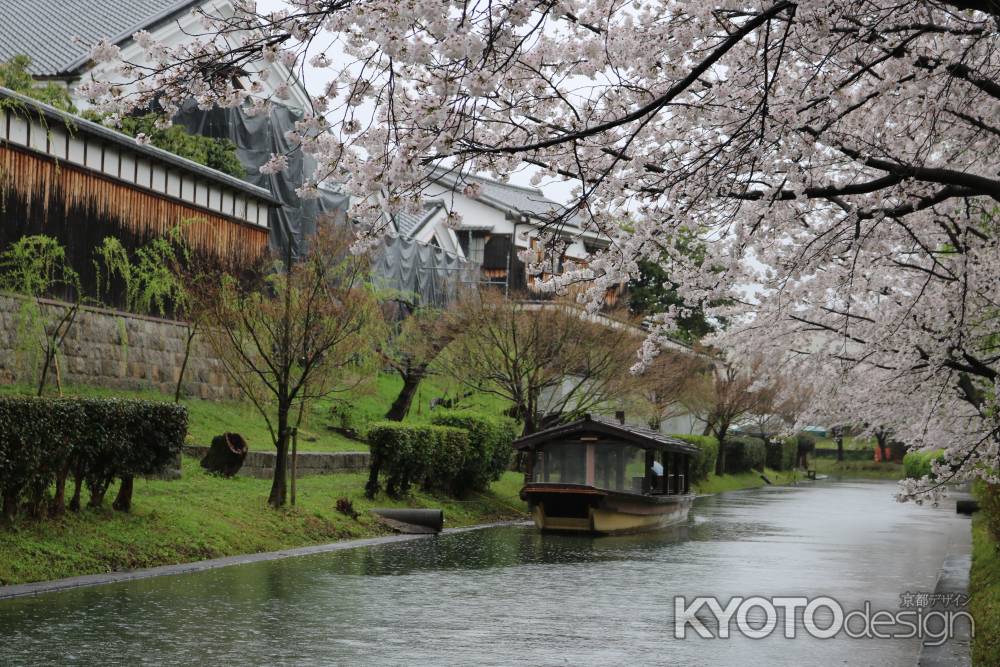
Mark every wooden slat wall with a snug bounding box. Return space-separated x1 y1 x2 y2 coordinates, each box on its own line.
0 144 268 266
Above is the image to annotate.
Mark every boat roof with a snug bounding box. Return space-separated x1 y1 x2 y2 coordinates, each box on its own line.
513 414 699 455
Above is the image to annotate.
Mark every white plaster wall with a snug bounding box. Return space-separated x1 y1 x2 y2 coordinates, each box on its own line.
71 0 311 112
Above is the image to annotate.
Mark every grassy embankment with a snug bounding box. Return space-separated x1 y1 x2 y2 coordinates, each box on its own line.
970 483 1000 666
0 373 520 586
0 372 509 453
813 435 875 451
810 457 904 480
690 457 904 495
0 456 528 587
693 468 801 494
0 376 904 586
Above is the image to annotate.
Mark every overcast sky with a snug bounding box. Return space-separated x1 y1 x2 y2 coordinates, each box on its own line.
257 0 577 204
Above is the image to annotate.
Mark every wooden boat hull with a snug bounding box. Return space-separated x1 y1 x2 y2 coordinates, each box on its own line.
522 484 693 535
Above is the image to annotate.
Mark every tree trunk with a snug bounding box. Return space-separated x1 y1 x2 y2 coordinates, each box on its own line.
875 432 889 463
112 476 134 512
37 303 78 397
54 353 63 396
175 324 197 403
365 455 381 499
511 410 539 472
836 431 844 462
69 462 84 512
269 422 289 508
37 345 55 397
385 371 424 421
290 428 298 507
51 462 70 517
714 425 729 476
2 491 18 522
26 484 46 519
88 474 113 508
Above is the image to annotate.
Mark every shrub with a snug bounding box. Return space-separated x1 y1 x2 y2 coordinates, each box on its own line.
673 434 718 483
0 397 187 521
766 438 798 471
430 411 517 496
978 482 1000 542
795 432 817 455
365 423 470 498
329 400 364 438
0 398 82 519
903 449 946 480
365 411 517 499
813 447 875 461
722 436 766 474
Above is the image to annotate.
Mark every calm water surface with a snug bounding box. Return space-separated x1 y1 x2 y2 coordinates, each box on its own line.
0 480 969 666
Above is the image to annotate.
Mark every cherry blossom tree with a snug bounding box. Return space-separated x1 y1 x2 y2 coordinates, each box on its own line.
80 0 999 499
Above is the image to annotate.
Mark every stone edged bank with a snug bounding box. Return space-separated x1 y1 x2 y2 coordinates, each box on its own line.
0 520 532 601
182 445 370 479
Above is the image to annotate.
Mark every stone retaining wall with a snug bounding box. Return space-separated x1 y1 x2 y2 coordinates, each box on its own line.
183 445 370 479
0 294 240 400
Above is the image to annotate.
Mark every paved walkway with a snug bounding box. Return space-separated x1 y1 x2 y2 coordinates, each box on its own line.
917 492 974 667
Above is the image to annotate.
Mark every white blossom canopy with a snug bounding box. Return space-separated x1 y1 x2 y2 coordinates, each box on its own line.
81 0 1000 499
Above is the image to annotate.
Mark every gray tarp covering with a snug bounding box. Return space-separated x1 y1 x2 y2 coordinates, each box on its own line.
371 234 478 306
174 101 476 305
173 101 344 259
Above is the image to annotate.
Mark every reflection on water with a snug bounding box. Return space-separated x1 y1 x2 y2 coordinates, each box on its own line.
0 481 968 666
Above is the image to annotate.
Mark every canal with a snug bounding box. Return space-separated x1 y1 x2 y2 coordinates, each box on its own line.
0 481 969 666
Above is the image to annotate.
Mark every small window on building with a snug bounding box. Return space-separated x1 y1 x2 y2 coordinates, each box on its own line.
459 231 487 264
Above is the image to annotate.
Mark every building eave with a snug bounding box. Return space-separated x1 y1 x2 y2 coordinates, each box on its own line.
0 86 280 205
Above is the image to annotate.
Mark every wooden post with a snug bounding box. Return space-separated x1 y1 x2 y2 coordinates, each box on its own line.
616 447 625 491
585 445 596 487
670 452 677 494
290 427 298 507
684 454 690 494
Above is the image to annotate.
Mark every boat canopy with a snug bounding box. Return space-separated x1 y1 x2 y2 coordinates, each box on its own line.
515 415 697 495
513 414 699 455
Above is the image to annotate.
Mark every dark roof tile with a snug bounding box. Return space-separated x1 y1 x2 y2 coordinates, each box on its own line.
1 0 200 76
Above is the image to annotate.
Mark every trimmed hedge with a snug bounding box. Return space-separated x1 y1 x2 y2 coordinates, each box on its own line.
722 436 766 474
365 411 517 499
0 397 187 520
673 434 719 483
903 449 946 479
365 423 469 498
813 447 875 461
765 438 798 471
430 411 517 497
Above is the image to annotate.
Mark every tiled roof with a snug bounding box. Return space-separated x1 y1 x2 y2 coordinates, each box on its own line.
431 167 590 232
392 202 444 237
0 0 200 76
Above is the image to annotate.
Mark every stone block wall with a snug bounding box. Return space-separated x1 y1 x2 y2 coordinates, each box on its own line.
0 294 240 400
183 446 370 479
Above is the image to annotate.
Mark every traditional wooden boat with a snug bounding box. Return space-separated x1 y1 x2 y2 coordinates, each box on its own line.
515 414 699 535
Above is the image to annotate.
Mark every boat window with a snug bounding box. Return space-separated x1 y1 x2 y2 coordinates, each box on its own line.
531 442 647 492
534 443 587 485
593 444 646 492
